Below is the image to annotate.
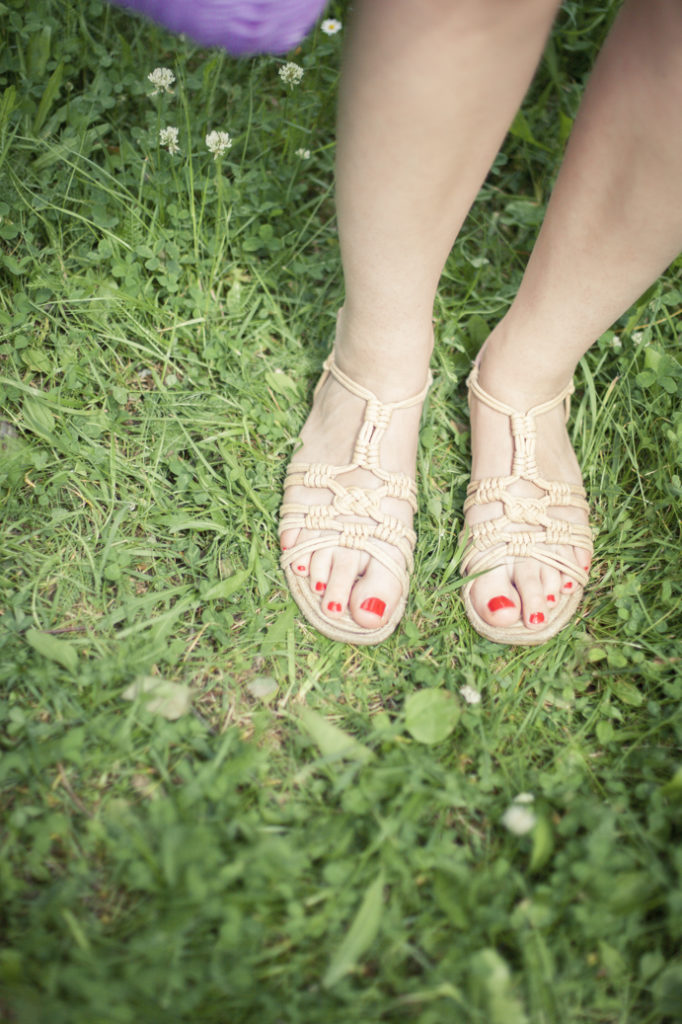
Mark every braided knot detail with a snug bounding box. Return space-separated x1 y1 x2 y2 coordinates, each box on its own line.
384 474 416 502
472 519 505 545
332 486 382 520
504 496 549 526
506 533 537 557
544 520 573 545
474 480 505 503
510 412 538 477
302 466 334 488
546 481 573 503
338 523 374 547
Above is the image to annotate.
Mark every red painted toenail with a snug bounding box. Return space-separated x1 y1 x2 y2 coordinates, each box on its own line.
564 581 573 590
315 581 326 592
360 597 386 617
584 565 590 572
529 612 545 625
297 565 306 573
547 594 556 603
327 602 342 613
488 595 515 612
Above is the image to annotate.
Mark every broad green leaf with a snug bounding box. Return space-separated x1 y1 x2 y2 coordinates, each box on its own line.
297 707 372 764
22 395 55 437
323 871 384 988
404 689 460 745
609 679 643 707
122 676 192 720
25 629 77 673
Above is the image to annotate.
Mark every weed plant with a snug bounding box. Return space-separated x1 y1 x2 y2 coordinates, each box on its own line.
0 1 681 1021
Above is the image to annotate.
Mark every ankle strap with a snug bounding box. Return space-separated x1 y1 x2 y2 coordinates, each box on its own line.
467 362 574 420
320 351 432 410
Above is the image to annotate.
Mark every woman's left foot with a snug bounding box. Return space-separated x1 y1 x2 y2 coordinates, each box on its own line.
462 339 592 642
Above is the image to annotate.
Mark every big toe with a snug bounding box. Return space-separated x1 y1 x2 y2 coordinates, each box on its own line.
470 566 521 628
349 559 402 630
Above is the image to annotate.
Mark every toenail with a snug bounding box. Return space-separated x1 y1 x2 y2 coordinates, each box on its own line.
584 565 590 572
488 595 515 612
564 581 573 590
547 594 556 603
360 597 386 617
529 612 545 625
327 601 342 613
315 581 326 592
297 565 306 573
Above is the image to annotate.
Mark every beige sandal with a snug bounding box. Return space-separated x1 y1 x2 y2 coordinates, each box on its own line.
279 352 432 645
460 361 593 645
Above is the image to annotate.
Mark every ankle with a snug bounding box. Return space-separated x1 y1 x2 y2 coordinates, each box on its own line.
479 325 577 409
334 307 434 401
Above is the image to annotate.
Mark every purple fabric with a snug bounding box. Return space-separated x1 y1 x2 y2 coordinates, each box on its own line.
109 0 329 55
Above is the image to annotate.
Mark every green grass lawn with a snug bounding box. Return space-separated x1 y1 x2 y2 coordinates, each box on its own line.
1 1 681 1021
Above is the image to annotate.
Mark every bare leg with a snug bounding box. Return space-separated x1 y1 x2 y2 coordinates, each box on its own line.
467 0 682 632
281 0 560 634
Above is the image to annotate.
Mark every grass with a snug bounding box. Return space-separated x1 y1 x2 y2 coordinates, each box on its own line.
1 1 681 1021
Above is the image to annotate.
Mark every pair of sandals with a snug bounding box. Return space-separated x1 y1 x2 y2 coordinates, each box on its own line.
279 347 592 646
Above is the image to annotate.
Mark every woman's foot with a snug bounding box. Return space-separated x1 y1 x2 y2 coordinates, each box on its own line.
279 313 432 638
463 333 592 639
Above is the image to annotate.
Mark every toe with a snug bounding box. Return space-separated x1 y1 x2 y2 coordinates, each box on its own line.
309 548 332 599
541 564 562 607
350 559 401 630
279 527 300 554
577 546 592 576
323 549 366 620
514 560 549 630
471 566 521 628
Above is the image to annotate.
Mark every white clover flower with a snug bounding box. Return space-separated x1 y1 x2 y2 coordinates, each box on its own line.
631 331 644 345
459 685 481 705
295 147 311 159
159 126 180 155
321 18 342 35
279 62 304 88
611 334 622 350
514 792 535 804
501 804 537 836
205 130 233 159
148 67 175 96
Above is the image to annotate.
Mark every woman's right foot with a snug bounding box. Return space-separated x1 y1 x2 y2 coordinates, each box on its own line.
279 312 433 636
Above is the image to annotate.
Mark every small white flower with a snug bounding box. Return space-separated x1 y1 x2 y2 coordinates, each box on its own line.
631 331 644 345
459 685 481 705
148 67 175 96
321 18 342 35
513 792 535 804
159 126 180 155
205 130 233 159
611 334 622 350
501 804 537 836
279 62 304 88
295 147 311 159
